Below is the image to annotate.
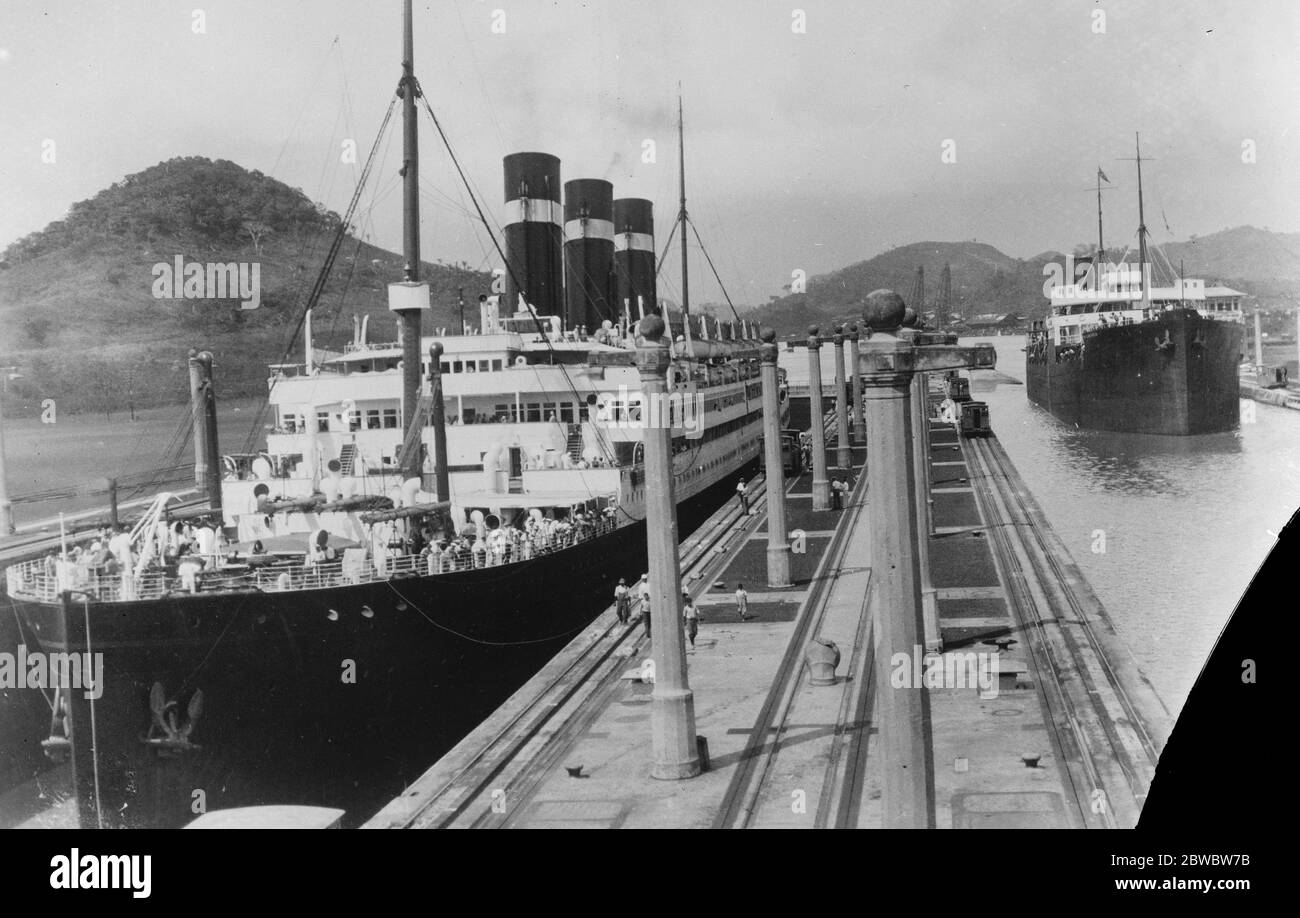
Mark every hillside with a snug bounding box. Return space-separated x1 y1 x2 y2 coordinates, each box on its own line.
746 228 1300 336
0 157 491 417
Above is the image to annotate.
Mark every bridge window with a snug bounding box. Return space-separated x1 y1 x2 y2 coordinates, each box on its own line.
366 409 381 430
382 408 399 429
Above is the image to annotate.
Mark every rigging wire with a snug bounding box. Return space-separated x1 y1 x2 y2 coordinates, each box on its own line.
237 96 401 455
415 88 621 465
687 216 744 325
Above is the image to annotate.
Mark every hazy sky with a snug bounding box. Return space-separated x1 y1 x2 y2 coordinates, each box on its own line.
2 0 1298 304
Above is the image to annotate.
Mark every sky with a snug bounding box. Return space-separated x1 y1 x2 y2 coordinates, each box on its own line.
2 0 1298 305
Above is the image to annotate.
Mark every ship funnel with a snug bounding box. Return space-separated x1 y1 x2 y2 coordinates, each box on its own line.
563 178 615 331
614 198 657 320
503 152 564 319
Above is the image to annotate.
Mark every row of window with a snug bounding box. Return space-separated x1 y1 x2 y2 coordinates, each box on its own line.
438 358 506 375
279 408 399 433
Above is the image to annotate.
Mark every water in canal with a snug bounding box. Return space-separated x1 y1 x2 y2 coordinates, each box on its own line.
966 335 1298 712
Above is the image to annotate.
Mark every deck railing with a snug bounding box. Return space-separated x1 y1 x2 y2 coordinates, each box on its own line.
5 517 621 602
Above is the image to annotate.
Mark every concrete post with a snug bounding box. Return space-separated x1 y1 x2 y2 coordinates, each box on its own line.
636 314 700 780
806 327 831 510
848 324 865 445
911 370 940 652
760 328 792 587
833 326 851 470
860 290 934 829
1255 310 1263 371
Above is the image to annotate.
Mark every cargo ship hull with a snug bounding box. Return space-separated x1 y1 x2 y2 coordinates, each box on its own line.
1026 310 1245 435
10 460 755 828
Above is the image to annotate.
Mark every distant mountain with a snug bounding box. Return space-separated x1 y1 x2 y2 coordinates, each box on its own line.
744 228 1300 336
0 157 491 416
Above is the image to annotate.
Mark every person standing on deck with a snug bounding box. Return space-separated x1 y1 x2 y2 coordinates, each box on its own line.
736 478 749 515
682 592 701 649
638 573 652 638
614 577 631 624
734 583 749 622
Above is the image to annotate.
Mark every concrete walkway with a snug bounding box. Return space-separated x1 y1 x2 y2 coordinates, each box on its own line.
367 405 1165 829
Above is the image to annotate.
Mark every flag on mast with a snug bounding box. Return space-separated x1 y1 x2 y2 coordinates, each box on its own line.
1098 167 1111 183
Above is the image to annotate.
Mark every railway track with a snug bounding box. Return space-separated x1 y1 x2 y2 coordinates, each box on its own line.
965 433 1164 828
368 412 842 829
367 475 776 829
710 454 873 829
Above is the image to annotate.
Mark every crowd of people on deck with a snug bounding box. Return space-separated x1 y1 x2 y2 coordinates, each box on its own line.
409 506 620 573
27 516 231 598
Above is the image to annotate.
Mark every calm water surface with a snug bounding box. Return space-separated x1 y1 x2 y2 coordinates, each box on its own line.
966 335 1299 712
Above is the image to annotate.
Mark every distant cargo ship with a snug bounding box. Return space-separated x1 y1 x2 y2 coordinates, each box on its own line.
1027 137 1246 435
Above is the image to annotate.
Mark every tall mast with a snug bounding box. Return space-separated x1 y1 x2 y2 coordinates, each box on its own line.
1096 167 1104 288
1135 132 1150 306
678 90 689 319
397 0 424 479
402 2 419 283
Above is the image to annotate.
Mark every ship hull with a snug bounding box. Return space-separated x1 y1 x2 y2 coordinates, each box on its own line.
1026 311 1245 435
12 459 756 828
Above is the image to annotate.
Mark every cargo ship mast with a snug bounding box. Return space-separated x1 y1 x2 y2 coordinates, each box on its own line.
397 0 425 480
1135 132 1150 307
677 92 689 319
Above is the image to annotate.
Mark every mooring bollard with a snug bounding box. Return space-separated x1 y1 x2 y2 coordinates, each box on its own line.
805 637 841 686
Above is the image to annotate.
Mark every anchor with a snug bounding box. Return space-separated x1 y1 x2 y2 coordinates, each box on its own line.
40 685 72 763
143 682 204 757
1154 330 1174 353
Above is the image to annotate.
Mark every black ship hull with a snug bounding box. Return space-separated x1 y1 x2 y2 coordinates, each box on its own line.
1025 310 1245 435
10 460 756 828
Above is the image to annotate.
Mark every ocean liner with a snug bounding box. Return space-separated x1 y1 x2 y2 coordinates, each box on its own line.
1026 138 1246 435
3 2 785 827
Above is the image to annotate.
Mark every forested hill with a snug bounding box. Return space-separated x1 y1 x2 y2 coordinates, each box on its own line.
0 157 491 417
744 229 1300 336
